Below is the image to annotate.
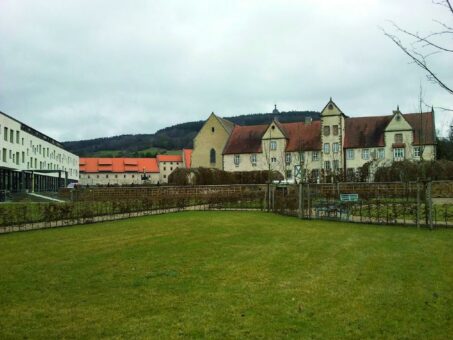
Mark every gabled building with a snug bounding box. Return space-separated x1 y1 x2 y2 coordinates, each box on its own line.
191 99 436 182
191 113 235 169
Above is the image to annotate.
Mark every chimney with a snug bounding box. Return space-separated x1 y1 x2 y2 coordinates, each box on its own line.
305 117 312 125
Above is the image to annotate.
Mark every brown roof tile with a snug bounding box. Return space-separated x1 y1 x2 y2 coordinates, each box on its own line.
344 111 435 148
223 124 268 154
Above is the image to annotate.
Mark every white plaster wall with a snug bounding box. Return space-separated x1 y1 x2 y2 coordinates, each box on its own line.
79 172 160 186
0 113 79 180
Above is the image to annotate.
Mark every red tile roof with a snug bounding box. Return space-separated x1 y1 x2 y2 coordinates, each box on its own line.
283 121 322 151
405 112 436 145
222 111 435 154
344 111 435 148
223 121 322 154
223 124 268 154
344 116 389 148
79 158 159 173
183 149 192 168
156 154 183 163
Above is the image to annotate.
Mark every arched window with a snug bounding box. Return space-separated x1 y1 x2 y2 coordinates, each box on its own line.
210 149 216 164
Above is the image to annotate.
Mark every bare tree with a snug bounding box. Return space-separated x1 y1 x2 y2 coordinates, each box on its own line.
382 0 453 97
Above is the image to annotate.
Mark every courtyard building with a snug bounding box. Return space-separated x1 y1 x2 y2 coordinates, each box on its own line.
0 110 79 193
191 99 436 182
79 149 192 186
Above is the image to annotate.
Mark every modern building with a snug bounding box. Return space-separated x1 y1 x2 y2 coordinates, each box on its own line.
0 110 79 192
78 149 193 186
192 99 436 182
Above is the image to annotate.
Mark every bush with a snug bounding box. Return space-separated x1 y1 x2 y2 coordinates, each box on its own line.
168 168 283 185
374 160 453 182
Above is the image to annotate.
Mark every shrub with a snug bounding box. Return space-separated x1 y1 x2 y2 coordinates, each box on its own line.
168 168 283 185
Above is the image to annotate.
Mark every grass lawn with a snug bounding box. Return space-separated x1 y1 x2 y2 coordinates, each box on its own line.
0 212 452 338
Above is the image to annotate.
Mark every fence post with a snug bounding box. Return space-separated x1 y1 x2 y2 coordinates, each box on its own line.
416 180 420 228
267 183 270 212
427 181 433 230
298 183 303 219
307 183 311 219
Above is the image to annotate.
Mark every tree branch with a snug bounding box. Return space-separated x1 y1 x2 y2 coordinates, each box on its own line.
382 28 453 95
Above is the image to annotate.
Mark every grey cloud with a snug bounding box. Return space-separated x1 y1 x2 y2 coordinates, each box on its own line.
0 0 451 142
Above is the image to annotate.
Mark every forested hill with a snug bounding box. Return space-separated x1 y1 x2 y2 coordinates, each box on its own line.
63 110 320 157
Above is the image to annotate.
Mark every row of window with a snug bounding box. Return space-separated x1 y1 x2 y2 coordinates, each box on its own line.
1 125 76 166
232 146 422 167
323 125 339 137
1 148 78 175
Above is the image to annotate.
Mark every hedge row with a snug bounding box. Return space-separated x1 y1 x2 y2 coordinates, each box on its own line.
168 168 283 185
374 160 453 182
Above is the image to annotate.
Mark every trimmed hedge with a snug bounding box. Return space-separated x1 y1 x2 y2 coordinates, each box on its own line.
374 160 453 182
168 168 283 185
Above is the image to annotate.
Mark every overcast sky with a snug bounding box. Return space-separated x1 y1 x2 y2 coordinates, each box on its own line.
0 0 452 141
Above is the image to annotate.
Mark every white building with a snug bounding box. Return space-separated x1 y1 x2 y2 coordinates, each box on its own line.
0 110 79 192
194 99 436 182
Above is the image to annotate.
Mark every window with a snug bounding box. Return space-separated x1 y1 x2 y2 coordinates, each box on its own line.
2 148 6 162
324 161 331 170
271 157 277 163
4 127 7 141
394 133 403 143
270 140 277 150
332 143 339 153
323 143 330 154
312 151 319 161
210 148 216 164
362 149 369 160
211 127 215 133
414 147 420 158
106 174 109 178
333 160 339 170
333 125 339 136
16 131 19 144
323 126 330 136
10 129 14 143
299 152 304 162
285 153 291 165
250 154 257 165
234 154 240 166
115 175 118 178
164 167 166 171
393 148 405 160
170 167 173 171
378 148 385 159
286 170 292 179
346 149 354 160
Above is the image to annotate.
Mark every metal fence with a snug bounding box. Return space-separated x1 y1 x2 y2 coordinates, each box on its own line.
270 181 452 228
1 181 452 233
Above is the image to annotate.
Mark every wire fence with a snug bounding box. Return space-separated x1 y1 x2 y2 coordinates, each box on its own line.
0 181 452 233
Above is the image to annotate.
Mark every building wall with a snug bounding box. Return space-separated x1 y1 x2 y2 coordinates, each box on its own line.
0 112 79 181
79 172 160 186
158 160 185 183
320 102 345 174
191 114 231 169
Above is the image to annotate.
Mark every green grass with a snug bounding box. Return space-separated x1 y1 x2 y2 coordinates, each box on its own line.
0 212 452 338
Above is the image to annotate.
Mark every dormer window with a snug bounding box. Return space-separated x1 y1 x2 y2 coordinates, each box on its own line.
394 133 403 143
